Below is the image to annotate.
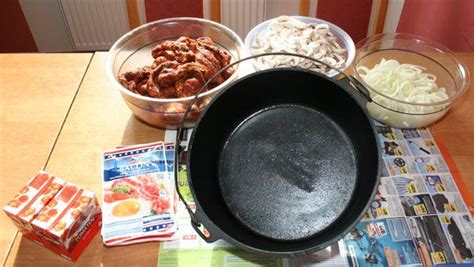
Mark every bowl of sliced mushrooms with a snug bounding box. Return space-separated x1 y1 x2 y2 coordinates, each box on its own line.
244 16 355 77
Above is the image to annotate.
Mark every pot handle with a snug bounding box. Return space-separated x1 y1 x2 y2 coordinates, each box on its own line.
189 209 220 243
173 143 220 243
174 52 372 242
335 74 372 104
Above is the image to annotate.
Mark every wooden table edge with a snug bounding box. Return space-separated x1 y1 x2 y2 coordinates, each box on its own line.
2 53 94 267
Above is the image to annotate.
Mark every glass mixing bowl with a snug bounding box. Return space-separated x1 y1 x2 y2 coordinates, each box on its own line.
353 33 470 128
106 17 245 129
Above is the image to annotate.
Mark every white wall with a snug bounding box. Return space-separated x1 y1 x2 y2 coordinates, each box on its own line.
265 0 300 20
19 0 74 52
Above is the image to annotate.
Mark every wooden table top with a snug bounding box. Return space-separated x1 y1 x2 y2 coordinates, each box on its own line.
0 53 92 265
1 52 473 266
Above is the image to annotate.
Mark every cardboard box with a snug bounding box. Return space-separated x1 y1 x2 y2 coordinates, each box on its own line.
3 172 65 238
3 172 102 261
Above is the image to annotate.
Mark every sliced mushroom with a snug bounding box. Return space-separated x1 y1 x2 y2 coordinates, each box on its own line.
251 15 347 73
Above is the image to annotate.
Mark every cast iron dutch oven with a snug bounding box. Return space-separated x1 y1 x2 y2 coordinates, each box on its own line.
175 53 381 256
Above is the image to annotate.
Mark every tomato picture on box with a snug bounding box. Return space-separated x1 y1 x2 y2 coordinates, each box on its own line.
31 183 100 252
3 172 102 261
3 172 65 237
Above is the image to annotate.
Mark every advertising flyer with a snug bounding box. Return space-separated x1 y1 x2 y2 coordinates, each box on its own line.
364 193 405 220
439 214 474 264
407 215 456 265
343 218 421 266
423 174 458 194
399 194 437 216
380 175 427 195
343 123 474 266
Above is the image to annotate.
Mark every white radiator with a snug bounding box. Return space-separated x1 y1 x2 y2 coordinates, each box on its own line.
221 0 267 40
60 0 130 51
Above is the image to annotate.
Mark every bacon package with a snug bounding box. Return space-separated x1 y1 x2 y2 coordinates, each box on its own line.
3 172 101 261
102 141 178 246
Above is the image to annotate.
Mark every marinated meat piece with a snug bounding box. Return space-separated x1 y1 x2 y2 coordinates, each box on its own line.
151 56 168 68
200 43 232 66
174 63 207 97
151 40 180 58
151 61 180 86
156 68 180 88
175 51 195 63
176 77 204 98
175 37 199 51
195 48 222 83
145 79 160 98
119 67 150 94
119 36 234 99
199 41 233 81
154 48 195 64
197 37 214 45
154 50 176 61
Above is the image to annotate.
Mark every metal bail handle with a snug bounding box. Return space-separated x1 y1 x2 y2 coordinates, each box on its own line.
173 52 372 239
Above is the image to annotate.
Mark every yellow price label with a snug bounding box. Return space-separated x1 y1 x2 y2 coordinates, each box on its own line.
435 183 446 192
414 204 427 215
376 208 389 217
441 216 451 224
425 165 436 172
363 212 371 220
406 183 417 194
399 167 408 174
431 252 447 264
444 203 457 212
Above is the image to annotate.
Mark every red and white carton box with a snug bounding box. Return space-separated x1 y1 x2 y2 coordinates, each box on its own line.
3 172 65 238
31 184 99 250
3 172 102 261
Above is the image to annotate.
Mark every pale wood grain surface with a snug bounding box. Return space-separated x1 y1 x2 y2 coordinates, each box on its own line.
433 52 474 194
5 53 163 266
2 52 474 266
0 53 92 265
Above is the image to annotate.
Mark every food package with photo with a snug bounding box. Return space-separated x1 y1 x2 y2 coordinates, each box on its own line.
364 193 405 220
431 192 468 214
423 174 459 194
375 124 404 141
400 194 436 216
414 156 449 174
343 218 421 266
102 142 177 246
407 138 440 156
407 215 457 265
380 175 427 195
439 214 474 263
380 139 411 157
385 157 419 176
401 129 422 139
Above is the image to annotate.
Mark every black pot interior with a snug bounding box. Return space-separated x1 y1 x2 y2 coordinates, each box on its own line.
188 69 379 253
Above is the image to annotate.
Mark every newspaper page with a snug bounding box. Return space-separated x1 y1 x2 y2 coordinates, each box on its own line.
342 122 473 266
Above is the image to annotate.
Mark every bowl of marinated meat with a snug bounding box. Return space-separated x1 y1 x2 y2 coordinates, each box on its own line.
106 17 245 129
